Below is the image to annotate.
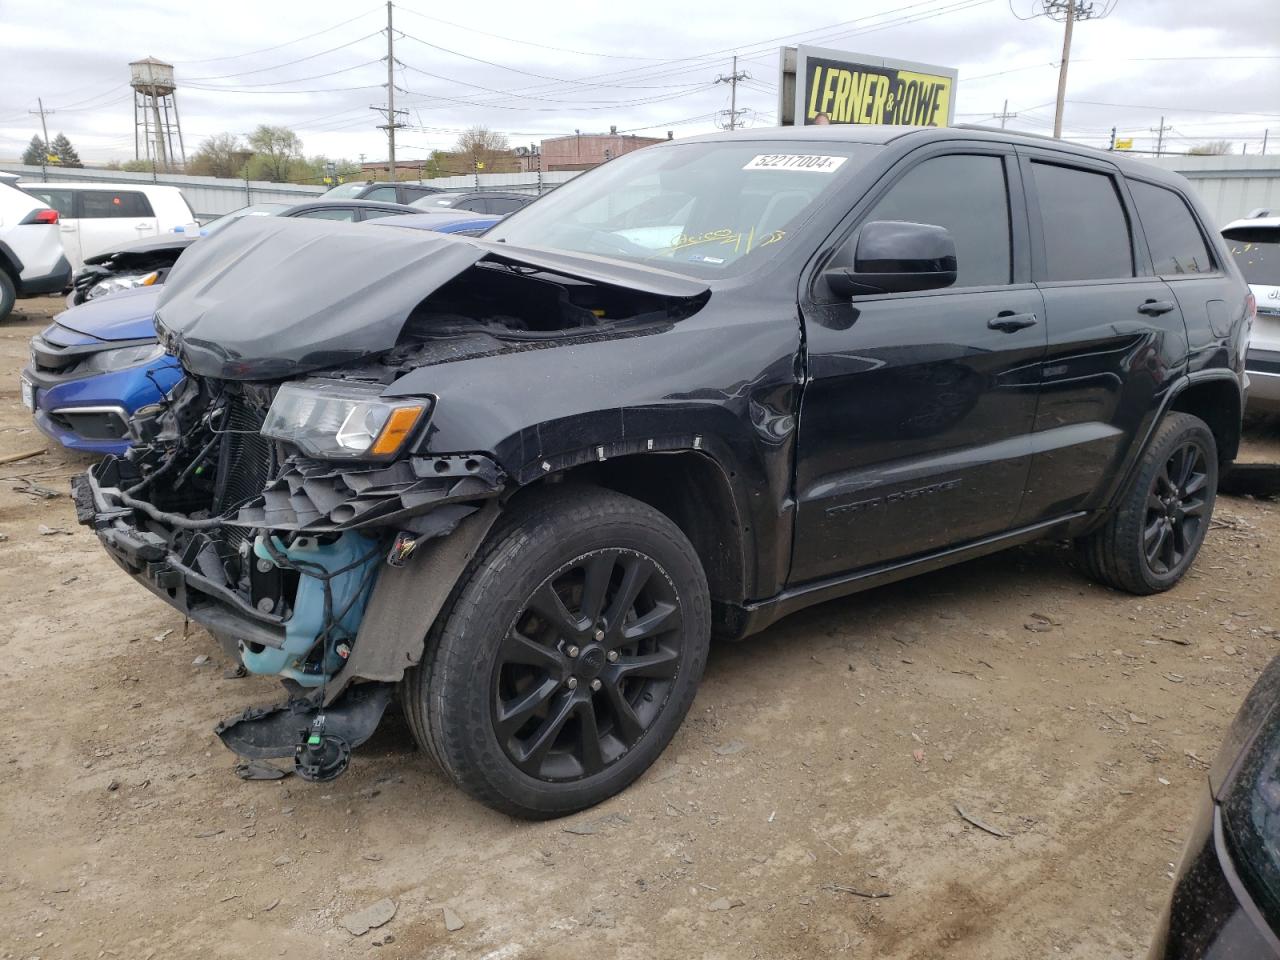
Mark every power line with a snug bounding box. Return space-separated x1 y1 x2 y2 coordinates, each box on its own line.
168 7 383 64
183 32 384 81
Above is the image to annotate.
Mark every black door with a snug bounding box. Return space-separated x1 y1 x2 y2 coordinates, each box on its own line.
1012 153 1189 524
791 148 1046 583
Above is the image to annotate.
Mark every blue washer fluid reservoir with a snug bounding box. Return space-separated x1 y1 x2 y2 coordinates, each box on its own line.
240 531 381 686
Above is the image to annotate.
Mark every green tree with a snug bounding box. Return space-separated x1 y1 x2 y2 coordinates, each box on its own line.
21 135 46 166
189 132 249 178
246 125 303 182
50 133 82 167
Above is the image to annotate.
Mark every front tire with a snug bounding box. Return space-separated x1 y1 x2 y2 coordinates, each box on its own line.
1076 412 1218 594
402 486 711 818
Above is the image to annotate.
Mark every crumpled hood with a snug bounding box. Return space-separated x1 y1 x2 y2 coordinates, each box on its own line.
154 215 710 381
53 285 163 342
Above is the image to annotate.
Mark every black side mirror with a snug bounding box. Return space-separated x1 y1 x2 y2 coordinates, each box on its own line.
824 220 958 297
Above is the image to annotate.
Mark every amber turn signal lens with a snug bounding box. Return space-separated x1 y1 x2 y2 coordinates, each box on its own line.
370 404 426 456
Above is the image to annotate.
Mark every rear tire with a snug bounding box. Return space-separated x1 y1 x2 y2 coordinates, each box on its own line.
0 270 15 322
1076 412 1217 594
402 486 710 818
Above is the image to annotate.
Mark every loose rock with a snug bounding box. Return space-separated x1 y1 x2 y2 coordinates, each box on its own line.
341 898 396 936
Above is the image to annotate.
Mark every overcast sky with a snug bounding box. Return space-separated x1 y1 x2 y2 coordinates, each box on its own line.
1 0 1278 165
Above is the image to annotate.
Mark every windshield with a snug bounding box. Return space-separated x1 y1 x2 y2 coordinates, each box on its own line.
201 203 287 236
323 182 374 199
1224 231 1280 286
488 140 880 277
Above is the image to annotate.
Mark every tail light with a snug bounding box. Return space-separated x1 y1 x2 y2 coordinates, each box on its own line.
1246 292 1257 320
19 208 59 225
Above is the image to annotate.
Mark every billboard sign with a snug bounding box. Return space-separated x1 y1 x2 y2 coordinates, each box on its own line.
777 45 957 128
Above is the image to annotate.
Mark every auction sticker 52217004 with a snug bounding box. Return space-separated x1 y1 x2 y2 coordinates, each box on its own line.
743 154 848 172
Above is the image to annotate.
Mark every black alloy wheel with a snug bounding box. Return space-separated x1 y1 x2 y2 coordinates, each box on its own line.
492 548 683 781
1076 411 1218 595
402 486 710 818
1143 440 1210 576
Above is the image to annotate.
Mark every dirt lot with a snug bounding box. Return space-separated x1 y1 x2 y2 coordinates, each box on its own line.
2 294 1278 960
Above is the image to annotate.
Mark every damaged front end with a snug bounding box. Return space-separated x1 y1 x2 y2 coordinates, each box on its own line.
72 375 504 778
71 215 709 782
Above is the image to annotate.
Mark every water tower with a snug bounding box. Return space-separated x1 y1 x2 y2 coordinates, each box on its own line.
130 57 186 171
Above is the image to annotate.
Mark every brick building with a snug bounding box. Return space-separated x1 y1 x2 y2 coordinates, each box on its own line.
533 128 670 172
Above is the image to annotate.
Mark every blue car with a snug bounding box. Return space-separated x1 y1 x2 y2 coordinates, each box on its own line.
21 212 501 455
23 285 178 456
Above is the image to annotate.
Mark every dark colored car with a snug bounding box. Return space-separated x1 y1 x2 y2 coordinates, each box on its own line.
412 190 536 216
74 126 1252 818
1151 656 1280 958
69 199 420 305
321 180 444 205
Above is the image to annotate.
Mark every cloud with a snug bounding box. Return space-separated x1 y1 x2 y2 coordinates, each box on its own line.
0 0 1275 163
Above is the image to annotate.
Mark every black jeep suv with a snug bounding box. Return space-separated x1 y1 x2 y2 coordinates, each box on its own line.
74 126 1253 818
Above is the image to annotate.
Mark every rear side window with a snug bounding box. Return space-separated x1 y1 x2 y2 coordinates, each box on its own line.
23 187 74 217
1130 180 1214 275
359 207 402 220
81 190 154 219
488 197 528 215
864 153 1012 288
362 186 398 202
295 208 357 221
1031 162 1133 282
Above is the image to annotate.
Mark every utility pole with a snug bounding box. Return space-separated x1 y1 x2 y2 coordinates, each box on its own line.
29 98 52 181
715 55 749 130
1150 116 1171 156
1042 1 1100 139
370 1 406 181
1263 129 1270 155
1052 0 1076 138
1108 126 1116 150
994 99 1018 129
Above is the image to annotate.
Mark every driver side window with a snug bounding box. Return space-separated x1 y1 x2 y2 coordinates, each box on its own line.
864 154 1012 288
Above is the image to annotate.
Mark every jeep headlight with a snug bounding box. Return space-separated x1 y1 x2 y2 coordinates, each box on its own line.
81 342 168 373
86 271 160 301
261 380 429 460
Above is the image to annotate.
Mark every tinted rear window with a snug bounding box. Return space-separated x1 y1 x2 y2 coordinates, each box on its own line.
1223 234 1280 286
1032 162 1133 282
82 190 154 219
1130 180 1214 275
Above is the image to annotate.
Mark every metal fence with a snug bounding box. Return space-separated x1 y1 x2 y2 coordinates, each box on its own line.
1143 155 1280 227
0 162 329 219
0 163 584 219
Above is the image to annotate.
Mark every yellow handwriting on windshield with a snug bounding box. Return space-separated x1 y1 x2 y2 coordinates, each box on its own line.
664 227 785 255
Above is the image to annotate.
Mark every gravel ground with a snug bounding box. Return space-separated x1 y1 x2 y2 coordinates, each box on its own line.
1 294 1278 960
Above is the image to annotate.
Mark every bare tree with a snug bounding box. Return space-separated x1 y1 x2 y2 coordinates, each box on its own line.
454 126 510 172
1187 140 1233 156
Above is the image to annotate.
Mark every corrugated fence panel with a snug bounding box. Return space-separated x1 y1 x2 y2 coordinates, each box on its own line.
1146 155 1280 226
0 163 327 218
0 164 583 218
